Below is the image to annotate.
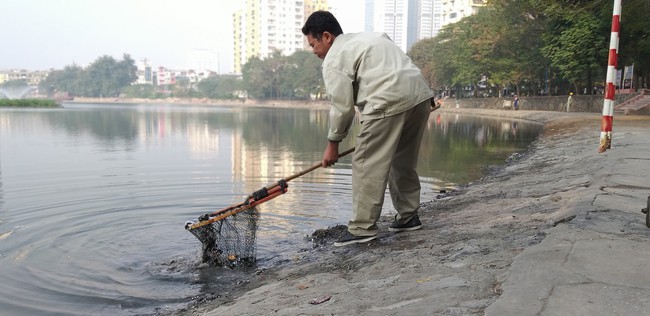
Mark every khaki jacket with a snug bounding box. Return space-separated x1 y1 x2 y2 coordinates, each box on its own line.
322 32 434 142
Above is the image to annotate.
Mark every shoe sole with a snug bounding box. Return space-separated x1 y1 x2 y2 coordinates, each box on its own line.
333 235 377 247
389 225 422 232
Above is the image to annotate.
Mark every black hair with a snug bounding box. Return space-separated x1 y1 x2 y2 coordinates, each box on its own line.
301 11 343 40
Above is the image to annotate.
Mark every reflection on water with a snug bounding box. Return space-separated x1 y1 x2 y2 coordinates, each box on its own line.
0 103 541 315
422 112 541 186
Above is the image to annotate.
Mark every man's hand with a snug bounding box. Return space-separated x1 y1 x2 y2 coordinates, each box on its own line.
431 102 441 112
322 141 340 167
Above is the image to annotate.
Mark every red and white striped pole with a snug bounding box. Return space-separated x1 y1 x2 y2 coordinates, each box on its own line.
599 0 622 153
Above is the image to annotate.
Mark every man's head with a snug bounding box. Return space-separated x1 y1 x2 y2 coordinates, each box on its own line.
301 11 343 59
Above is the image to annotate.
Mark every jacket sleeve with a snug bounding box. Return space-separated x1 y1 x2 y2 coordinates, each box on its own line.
324 67 356 142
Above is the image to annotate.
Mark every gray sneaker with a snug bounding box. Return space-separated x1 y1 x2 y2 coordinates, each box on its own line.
389 215 422 232
333 231 377 247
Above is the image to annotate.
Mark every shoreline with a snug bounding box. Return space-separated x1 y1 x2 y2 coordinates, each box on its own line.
166 109 650 315
65 97 331 110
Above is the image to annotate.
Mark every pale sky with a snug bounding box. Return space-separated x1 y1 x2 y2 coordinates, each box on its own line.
0 0 364 73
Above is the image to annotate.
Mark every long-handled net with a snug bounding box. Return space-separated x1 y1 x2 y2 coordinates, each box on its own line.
185 148 354 268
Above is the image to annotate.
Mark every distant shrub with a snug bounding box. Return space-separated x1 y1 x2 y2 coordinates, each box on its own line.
0 99 60 107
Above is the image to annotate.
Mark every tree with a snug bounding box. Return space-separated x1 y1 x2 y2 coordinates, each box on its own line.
115 54 138 93
196 74 242 99
84 55 119 97
242 56 271 99
38 55 137 98
240 50 323 100
173 77 191 97
483 0 547 96
83 54 138 97
286 51 323 99
618 0 650 89
122 84 159 98
38 64 84 97
542 0 611 93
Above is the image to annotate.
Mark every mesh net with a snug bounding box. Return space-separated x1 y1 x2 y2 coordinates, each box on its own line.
186 180 290 268
184 149 353 268
186 206 260 268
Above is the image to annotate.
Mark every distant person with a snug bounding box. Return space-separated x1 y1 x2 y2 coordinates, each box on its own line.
301 11 436 247
567 93 573 112
513 95 519 110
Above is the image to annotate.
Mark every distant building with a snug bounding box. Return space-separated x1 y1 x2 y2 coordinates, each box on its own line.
156 67 176 86
364 0 411 52
305 0 329 13
135 59 154 85
440 0 487 25
188 49 219 73
232 0 328 74
0 69 48 86
418 0 444 40
363 0 444 52
362 0 487 52
231 0 482 71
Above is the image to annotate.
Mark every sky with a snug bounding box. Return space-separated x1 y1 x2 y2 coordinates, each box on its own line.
0 0 365 73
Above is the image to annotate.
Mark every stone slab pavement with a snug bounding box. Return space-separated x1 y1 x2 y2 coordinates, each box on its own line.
486 121 650 316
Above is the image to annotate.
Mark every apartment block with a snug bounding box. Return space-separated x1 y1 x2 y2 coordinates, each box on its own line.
361 0 487 52
417 0 444 40
233 0 327 74
135 59 154 85
365 0 411 52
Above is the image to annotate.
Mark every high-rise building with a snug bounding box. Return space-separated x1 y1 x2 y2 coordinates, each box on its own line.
305 0 329 14
233 0 327 74
431 0 443 37
231 0 485 72
417 0 444 40
365 0 410 52
406 0 419 50
364 0 486 52
233 11 245 74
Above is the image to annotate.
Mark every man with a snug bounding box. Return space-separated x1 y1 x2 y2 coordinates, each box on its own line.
301 11 436 247
513 95 519 110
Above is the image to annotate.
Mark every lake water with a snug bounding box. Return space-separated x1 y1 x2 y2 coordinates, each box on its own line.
0 103 542 315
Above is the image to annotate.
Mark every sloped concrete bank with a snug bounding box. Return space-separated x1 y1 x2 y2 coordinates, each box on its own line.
171 109 650 316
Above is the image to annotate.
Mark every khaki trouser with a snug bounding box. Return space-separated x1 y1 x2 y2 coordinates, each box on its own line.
348 99 431 236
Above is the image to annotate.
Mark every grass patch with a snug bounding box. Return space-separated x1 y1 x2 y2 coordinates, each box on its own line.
0 99 60 107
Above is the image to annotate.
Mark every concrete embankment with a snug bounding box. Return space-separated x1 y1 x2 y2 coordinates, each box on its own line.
170 109 650 316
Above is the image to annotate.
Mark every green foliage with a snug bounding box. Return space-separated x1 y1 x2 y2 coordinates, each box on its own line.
242 56 269 99
541 0 609 93
408 0 649 96
0 99 59 107
121 84 163 99
241 50 323 100
486 0 546 93
38 54 137 98
33 0 649 101
288 51 324 100
618 0 650 88
196 75 242 99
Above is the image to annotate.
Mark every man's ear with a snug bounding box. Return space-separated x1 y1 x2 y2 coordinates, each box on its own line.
322 31 335 44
